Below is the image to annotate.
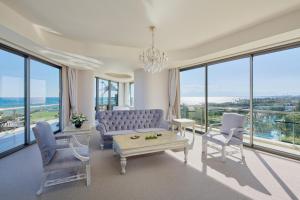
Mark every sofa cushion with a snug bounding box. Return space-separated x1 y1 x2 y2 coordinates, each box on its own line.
203 132 242 146
44 147 88 171
135 128 167 133
105 130 137 136
101 130 137 141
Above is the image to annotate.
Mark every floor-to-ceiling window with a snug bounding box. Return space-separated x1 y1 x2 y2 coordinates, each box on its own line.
95 77 119 111
0 46 62 157
180 66 206 131
208 58 250 143
0 49 25 154
180 44 300 158
110 81 119 108
253 47 300 155
98 78 109 110
30 59 61 141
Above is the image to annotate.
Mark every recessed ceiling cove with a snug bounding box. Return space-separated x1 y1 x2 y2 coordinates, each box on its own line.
1 0 300 73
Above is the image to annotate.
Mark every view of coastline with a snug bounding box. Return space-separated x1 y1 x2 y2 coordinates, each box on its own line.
0 97 60 152
180 95 300 145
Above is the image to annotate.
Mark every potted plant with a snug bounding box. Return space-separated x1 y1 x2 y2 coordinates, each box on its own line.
71 113 87 128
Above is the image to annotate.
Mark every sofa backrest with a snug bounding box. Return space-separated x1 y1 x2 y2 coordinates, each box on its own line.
96 109 163 131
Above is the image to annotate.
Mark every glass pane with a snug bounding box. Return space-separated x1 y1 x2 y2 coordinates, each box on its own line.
208 58 250 143
98 79 109 110
110 81 118 106
30 60 60 141
180 67 206 132
0 49 25 153
253 47 300 156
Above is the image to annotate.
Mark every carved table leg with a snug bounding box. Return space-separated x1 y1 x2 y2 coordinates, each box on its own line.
120 157 127 174
184 147 188 164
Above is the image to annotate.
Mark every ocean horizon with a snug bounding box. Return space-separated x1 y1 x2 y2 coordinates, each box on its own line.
181 95 300 105
0 97 60 108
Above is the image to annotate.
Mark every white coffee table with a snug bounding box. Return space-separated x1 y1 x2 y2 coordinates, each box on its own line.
113 131 189 174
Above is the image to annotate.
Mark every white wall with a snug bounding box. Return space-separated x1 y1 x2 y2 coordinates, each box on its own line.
134 69 168 118
118 82 131 106
77 70 95 125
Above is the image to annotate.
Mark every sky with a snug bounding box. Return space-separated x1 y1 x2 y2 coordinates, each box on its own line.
1 46 300 99
181 47 300 97
0 49 59 98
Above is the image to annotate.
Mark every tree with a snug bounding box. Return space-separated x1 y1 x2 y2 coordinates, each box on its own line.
296 101 300 112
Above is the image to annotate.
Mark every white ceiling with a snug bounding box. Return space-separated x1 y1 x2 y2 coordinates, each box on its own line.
1 0 300 80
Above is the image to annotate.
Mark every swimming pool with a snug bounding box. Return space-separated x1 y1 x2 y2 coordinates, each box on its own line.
254 130 280 140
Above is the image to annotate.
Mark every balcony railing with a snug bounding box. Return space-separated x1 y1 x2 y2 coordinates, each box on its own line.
0 104 60 153
180 104 300 147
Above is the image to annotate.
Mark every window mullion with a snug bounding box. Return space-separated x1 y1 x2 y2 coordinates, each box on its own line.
24 57 30 144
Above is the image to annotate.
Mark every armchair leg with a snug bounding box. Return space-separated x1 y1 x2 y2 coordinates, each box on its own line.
221 146 226 162
36 173 47 196
240 144 245 159
202 138 207 153
86 163 91 186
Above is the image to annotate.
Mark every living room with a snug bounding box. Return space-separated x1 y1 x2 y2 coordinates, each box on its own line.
0 1 300 200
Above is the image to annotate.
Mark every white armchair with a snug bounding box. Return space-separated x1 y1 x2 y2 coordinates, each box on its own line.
32 122 91 195
202 113 245 162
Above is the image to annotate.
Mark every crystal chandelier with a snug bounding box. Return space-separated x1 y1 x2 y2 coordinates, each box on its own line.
139 26 168 73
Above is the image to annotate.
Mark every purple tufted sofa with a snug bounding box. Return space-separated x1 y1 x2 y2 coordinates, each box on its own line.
96 109 169 149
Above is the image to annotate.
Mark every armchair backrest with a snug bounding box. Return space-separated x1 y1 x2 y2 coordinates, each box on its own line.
220 113 245 140
32 121 57 166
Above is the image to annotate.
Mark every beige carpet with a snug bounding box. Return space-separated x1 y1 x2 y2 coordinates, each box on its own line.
0 133 300 200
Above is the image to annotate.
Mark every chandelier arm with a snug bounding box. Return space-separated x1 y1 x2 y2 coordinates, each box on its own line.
139 26 167 73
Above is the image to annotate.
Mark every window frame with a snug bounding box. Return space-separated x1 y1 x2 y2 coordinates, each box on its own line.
0 43 62 158
95 77 119 111
179 42 300 160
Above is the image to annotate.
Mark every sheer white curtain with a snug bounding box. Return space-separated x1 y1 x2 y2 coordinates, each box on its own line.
61 66 70 127
167 68 180 121
67 68 78 117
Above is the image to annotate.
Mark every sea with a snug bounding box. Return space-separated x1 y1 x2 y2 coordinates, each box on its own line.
181 96 300 106
181 96 243 105
0 97 60 108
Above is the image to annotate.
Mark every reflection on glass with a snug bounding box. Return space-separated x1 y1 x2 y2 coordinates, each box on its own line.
30 60 60 141
0 50 25 153
110 81 118 106
98 79 109 110
253 47 300 154
208 58 250 142
180 67 206 131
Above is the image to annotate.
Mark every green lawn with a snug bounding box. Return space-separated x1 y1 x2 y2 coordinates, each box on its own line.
30 111 58 124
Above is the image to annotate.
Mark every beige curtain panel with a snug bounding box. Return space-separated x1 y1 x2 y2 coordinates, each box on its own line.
67 68 78 117
167 68 180 121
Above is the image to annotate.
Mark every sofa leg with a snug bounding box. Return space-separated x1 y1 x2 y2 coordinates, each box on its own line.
86 163 91 186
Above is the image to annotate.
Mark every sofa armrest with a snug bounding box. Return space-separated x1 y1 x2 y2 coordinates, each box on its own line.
159 120 171 130
96 122 107 135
